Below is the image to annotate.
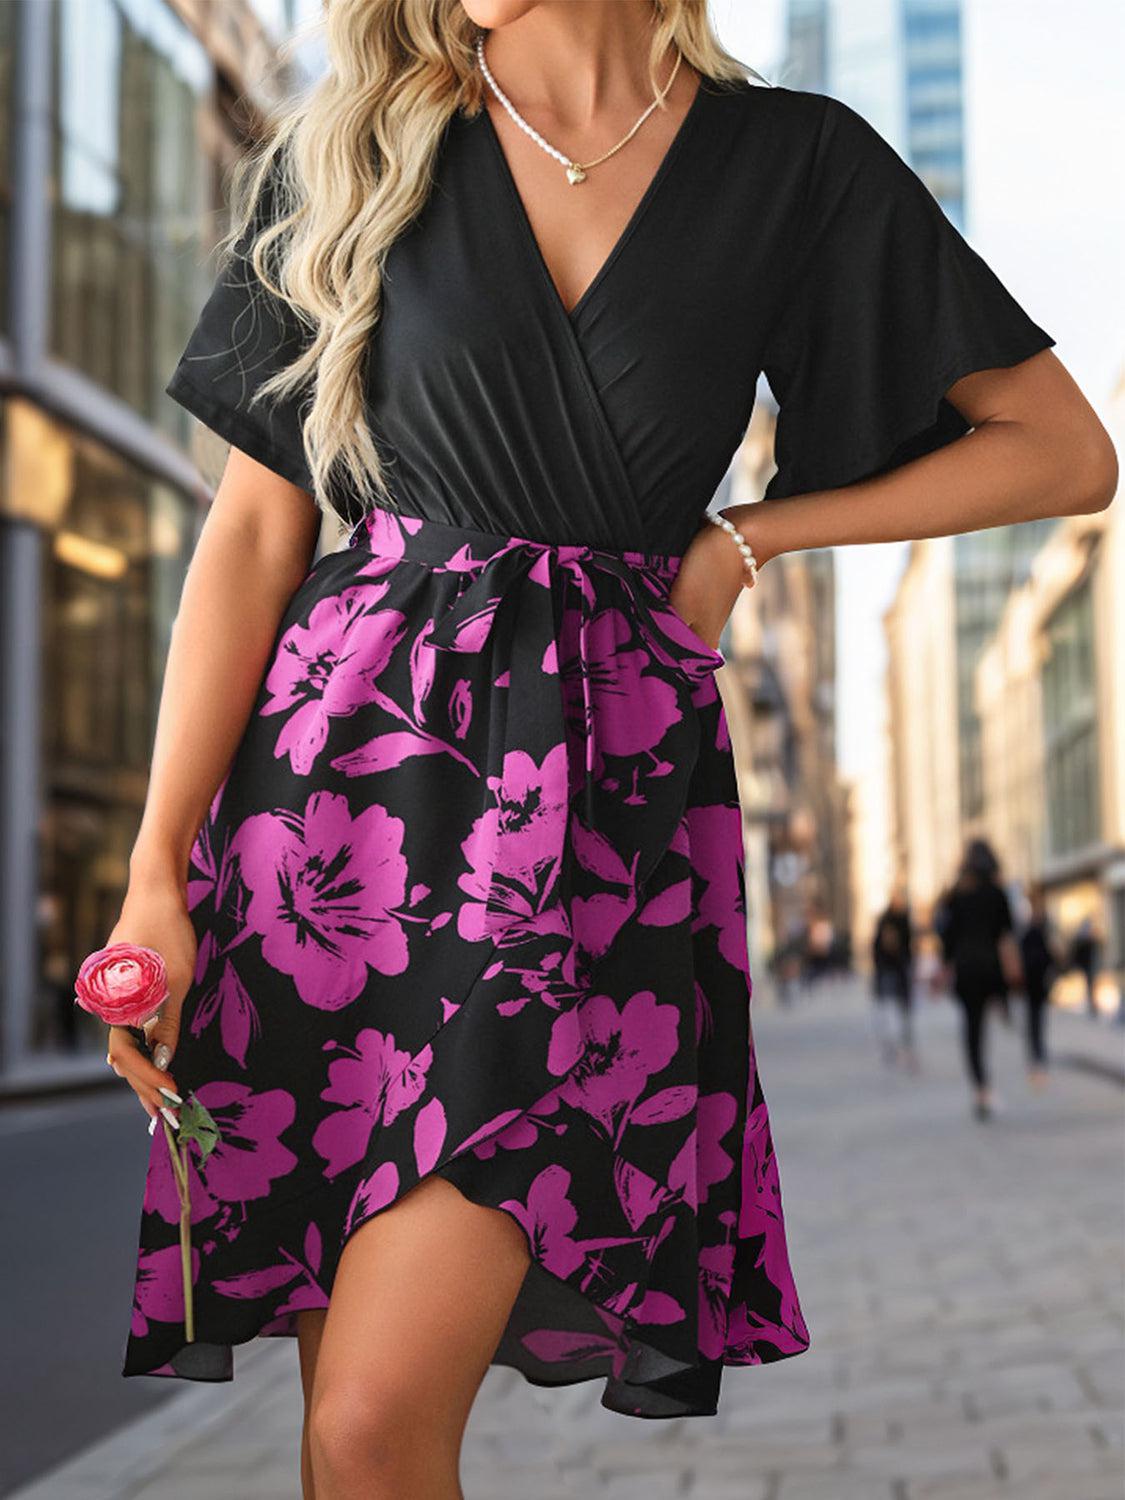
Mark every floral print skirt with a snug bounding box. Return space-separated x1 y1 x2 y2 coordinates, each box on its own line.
121 506 811 1418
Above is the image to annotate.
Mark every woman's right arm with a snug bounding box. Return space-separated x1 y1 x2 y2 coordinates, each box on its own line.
104 446 323 1121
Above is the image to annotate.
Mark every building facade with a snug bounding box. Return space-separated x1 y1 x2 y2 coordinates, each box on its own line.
883 537 961 913
783 0 1073 938
974 370 1125 1010
0 0 309 1087
720 397 851 982
782 0 965 225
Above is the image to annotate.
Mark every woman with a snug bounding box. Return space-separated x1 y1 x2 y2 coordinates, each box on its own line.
938 839 1024 1120
1068 914 1102 1016
104 1 1115 1492
1019 882 1060 1087
871 884 917 1069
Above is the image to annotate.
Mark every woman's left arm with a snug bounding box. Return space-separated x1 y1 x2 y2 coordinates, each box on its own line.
741 348 1115 559
672 348 1118 646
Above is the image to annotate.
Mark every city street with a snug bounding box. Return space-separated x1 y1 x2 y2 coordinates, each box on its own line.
1 4 1121 1500
7 977 1123 1500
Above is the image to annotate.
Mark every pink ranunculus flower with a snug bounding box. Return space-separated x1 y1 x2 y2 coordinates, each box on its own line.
74 943 168 1028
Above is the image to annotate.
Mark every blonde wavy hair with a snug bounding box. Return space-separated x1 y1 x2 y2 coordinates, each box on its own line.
227 0 762 521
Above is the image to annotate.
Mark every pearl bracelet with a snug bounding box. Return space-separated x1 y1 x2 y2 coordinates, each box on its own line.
706 510 759 587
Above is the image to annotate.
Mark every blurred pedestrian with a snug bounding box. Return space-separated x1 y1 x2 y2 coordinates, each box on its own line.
937 839 1022 1121
1017 884 1060 1089
1068 915 1101 1017
804 908 835 989
871 884 917 1069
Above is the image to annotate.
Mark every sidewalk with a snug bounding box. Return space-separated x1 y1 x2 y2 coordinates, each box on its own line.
1047 999 1125 1083
13 977 1123 1500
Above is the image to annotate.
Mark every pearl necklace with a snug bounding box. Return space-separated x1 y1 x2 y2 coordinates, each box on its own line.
474 32 683 186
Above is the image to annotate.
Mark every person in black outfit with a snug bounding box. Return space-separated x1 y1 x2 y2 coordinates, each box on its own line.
871 884 917 1068
1068 916 1100 1017
1018 883 1059 1088
937 838 1019 1120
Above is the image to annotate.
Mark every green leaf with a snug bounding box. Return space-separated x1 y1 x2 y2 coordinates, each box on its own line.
177 1091 222 1166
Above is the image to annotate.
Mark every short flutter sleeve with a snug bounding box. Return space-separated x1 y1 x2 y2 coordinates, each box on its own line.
165 165 316 494
761 95 1055 502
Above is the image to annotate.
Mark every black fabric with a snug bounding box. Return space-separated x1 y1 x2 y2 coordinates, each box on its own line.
166 81 1055 550
166 163 317 497
956 991 992 1089
941 879 1014 995
872 907 912 973
1018 919 1056 986
760 95 1055 502
1023 978 1049 1067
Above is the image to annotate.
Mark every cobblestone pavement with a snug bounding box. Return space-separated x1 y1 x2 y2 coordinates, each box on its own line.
13 978 1124 1500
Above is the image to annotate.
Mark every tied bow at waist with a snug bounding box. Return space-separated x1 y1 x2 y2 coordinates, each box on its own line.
353 509 725 973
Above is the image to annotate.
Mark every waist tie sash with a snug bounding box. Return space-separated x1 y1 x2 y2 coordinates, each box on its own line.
348 506 725 985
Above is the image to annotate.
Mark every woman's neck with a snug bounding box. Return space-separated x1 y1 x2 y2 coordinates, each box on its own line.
479 1 675 129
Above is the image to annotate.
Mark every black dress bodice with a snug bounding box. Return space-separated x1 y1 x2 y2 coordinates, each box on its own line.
166 78 1054 555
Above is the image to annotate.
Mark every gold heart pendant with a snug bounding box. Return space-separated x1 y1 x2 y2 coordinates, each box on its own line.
565 163 587 185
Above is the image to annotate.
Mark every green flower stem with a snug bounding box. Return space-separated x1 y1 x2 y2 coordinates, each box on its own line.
161 1116 195 1343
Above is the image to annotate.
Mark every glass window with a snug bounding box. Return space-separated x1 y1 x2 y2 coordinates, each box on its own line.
247 0 295 35
49 0 212 449
1 400 198 1062
248 0 322 44
0 0 13 331
1042 581 1099 857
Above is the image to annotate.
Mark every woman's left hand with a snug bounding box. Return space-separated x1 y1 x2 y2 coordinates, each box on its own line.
667 518 750 650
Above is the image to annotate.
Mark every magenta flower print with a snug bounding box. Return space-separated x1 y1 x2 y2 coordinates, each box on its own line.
668 1090 738 1209
521 1304 628 1379
212 1221 330 1319
548 990 681 1128
613 1155 668 1231
346 1160 401 1235
409 617 437 721
122 516 814 1403
131 1243 200 1337
686 804 750 971
457 746 570 943
698 1240 735 1359
413 1096 447 1175
186 801 249 933
739 1100 783 1239
186 772 229 912
144 1081 297 1227
449 678 472 739
352 512 422 577
739 1100 805 1331
312 1028 433 1179
725 1299 811 1362
188 958 261 1069
261 587 406 775
502 1164 585 1280
468 1089 563 1160
232 790 409 1009
561 608 681 758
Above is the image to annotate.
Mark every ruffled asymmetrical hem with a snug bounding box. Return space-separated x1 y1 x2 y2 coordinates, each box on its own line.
121 509 811 1419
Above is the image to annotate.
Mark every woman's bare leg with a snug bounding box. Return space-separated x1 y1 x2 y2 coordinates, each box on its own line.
297 1309 328 1499
306 1173 532 1500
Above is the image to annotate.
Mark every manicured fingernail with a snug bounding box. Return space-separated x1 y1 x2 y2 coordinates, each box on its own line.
158 1086 183 1105
160 1106 180 1130
148 1115 158 1135
153 1044 172 1070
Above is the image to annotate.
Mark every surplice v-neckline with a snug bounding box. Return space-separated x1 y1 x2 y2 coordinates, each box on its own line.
478 73 708 325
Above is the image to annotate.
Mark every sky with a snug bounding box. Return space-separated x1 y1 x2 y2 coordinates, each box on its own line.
711 0 1125 783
